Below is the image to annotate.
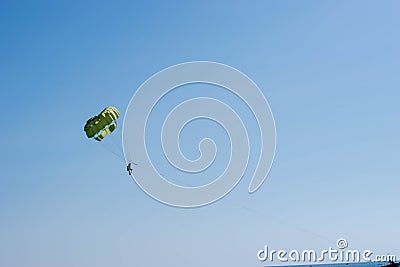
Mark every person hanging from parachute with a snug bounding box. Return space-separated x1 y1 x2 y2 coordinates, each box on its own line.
127 163 133 175
84 106 137 175
126 162 138 175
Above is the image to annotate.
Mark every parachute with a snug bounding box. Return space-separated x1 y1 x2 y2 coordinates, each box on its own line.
84 106 120 141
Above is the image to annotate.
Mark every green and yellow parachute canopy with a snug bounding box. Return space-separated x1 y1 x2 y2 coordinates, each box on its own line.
84 106 120 141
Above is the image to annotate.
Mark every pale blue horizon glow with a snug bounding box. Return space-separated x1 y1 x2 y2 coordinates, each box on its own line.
1 1 399 266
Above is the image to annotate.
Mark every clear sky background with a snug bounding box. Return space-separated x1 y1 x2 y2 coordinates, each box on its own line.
1 1 399 266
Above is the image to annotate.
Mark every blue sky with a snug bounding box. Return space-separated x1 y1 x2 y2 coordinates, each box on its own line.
1 1 399 266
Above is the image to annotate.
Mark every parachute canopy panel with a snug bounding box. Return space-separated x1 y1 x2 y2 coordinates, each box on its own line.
84 106 120 141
